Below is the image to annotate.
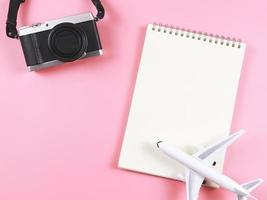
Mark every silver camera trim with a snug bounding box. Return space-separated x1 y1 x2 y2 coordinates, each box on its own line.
18 12 94 36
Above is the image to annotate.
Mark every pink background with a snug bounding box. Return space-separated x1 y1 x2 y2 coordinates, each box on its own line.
0 0 266 199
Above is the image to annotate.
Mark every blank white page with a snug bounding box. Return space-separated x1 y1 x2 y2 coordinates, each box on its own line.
119 24 246 186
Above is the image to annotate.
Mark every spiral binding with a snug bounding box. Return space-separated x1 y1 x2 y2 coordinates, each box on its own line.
151 23 242 48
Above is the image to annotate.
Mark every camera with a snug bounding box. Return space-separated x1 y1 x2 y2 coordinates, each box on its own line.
19 13 102 71
6 0 105 71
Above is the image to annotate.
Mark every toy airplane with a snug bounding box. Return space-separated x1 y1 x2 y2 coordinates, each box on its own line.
157 130 263 200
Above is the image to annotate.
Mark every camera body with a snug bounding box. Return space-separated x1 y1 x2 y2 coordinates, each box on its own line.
18 12 102 71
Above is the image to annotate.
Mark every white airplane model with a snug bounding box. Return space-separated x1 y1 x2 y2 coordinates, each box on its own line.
157 130 263 200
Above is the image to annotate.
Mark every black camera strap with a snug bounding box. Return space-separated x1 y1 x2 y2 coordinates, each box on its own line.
6 0 105 39
92 0 105 21
6 0 24 39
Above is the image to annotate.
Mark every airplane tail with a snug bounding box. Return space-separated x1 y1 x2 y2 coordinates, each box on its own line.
237 178 263 200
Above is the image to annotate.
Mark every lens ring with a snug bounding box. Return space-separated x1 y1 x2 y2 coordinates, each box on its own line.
48 23 88 62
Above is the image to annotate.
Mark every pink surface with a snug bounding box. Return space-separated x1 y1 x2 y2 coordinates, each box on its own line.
0 0 266 199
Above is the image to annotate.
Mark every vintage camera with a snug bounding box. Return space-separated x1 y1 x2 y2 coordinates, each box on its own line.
6 0 105 71
18 13 102 71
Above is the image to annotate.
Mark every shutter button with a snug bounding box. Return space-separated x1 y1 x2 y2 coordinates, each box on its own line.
31 23 42 28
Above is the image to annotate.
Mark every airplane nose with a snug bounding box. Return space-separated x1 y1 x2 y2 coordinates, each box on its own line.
157 141 163 148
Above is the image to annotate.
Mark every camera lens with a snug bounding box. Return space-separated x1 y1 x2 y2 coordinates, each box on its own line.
48 23 88 62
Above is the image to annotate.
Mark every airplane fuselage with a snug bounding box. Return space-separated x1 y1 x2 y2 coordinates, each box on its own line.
159 143 249 197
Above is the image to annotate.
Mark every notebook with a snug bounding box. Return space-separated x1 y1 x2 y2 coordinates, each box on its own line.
119 23 246 186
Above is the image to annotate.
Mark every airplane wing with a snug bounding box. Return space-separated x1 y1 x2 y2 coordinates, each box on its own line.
184 130 245 200
193 130 245 166
185 170 205 200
